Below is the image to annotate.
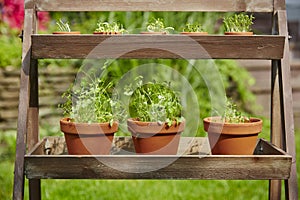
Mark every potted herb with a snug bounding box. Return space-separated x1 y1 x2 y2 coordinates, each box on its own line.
181 23 208 35
141 18 174 35
223 13 254 35
53 19 80 34
124 76 185 155
94 21 127 35
59 77 123 155
203 98 262 155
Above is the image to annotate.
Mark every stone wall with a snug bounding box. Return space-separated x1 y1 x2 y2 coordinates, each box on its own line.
0 66 76 130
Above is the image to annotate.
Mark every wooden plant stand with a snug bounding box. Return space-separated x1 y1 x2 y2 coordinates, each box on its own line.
13 0 298 199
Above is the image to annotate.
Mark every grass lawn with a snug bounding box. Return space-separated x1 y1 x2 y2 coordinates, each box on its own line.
1 129 299 200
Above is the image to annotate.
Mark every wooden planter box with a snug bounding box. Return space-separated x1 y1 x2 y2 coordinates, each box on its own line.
25 137 292 180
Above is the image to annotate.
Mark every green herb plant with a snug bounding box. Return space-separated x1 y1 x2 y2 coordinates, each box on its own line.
183 23 205 32
124 76 183 126
146 18 174 33
59 74 124 126
223 13 254 33
222 98 250 123
95 21 126 34
56 19 71 32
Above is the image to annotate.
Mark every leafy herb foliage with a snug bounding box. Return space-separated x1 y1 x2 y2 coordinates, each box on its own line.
222 98 250 123
124 76 183 126
183 23 205 32
94 21 126 33
59 71 125 125
223 13 254 33
146 18 174 33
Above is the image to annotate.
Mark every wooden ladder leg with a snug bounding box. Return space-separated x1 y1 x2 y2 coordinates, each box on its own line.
28 59 41 200
276 10 299 200
13 6 40 200
269 59 282 200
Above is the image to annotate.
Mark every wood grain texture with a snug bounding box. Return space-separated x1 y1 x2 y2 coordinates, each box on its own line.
277 10 299 200
27 0 274 12
24 137 292 180
13 8 35 200
31 35 285 59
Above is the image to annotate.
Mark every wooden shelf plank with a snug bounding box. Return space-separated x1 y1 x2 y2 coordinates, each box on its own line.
24 137 292 180
27 0 274 12
32 35 285 59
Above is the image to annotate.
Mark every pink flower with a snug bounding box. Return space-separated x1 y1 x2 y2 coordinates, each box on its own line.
2 0 49 30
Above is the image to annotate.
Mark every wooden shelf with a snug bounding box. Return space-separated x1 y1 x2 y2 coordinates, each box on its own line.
24 137 291 180
28 0 274 12
31 35 285 59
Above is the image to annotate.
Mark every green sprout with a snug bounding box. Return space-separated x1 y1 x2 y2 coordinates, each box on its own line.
183 23 205 32
56 19 71 32
124 76 183 126
223 13 254 32
146 18 174 34
95 21 126 34
222 98 250 123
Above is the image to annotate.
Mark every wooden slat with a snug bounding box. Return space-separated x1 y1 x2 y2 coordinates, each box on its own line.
276 10 299 200
27 0 274 12
24 137 292 180
13 8 34 200
31 35 285 59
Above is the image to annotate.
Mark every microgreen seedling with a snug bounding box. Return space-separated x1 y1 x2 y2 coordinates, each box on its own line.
183 23 205 32
56 19 71 32
223 13 254 33
95 21 126 34
146 18 174 34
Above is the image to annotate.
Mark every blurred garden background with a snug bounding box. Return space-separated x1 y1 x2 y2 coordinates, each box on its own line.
0 0 300 199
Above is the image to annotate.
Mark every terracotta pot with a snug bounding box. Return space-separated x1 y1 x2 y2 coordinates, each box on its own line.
180 32 208 35
60 118 118 155
52 31 81 34
93 32 120 35
203 117 262 155
140 32 167 35
224 32 253 36
127 118 185 155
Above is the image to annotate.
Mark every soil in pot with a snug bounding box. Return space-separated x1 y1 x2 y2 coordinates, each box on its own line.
203 117 262 155
127 118 185 155
60 118 118 155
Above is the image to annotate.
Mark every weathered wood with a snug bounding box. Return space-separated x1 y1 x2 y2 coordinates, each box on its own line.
24 137 292 180
269 9 283 199
31 35 285 59
28 0 274 12
13 8 34 200
276 10 299 200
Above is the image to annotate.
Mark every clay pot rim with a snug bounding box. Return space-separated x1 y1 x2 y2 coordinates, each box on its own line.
127 118 185 135
203 116 263 135
127 118 185 126
60 117 118 135
52 31 81 34
204 116 262 125
140 31 167 35
224 31 253 35
180 32 208 35
93 31 120 35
